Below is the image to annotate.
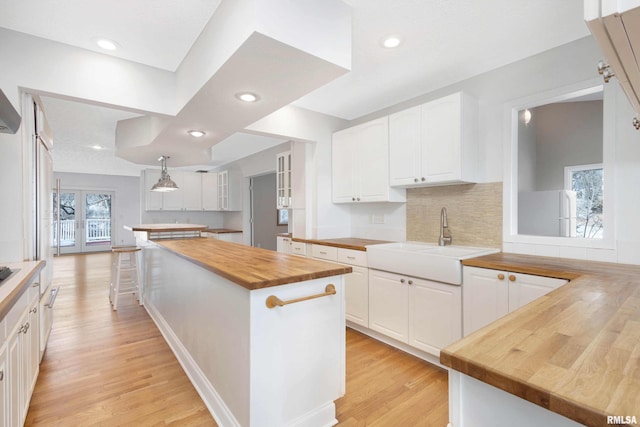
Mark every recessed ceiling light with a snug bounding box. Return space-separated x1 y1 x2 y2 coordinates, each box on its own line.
188 130 206 138
381 35 402 49
96 38 118 51
91 145 104 150
235 92 259 102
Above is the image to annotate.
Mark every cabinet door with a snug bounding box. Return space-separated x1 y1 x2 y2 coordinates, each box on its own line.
276 151 292 209
332 127 358 203
389 106 422 186
345 266 369 327
509 273 568 312
421 93 462 183
409 278 461 357
144 169 164 211
0 343 7 427
201 173 218 211
217 171 228 210
276 237 291 254
462 267 509 336
8 312 26 427
182 172 202 211
161 171 184 210
218 233 243 244
27 301 39 401
369 270 408 343
358 117 390 201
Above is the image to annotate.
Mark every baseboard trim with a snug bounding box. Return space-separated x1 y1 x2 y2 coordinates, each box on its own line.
145 300 241 427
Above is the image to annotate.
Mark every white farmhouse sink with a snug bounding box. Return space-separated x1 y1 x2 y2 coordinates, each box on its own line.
366 241 499 285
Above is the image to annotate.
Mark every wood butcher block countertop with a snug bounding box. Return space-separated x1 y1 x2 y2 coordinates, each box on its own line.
153 238 352 290
441 252 640 427
291 237 392 251
203 228 242 234
0 260 45 320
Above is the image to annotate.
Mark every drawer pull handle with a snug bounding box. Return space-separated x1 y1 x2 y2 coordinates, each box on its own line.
509 275 516 282
266 284 336 309
347 256 356 260
319 251 328 255
497 273 505 280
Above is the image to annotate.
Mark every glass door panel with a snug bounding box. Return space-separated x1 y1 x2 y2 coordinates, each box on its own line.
83 192 113 252
53 189 114 253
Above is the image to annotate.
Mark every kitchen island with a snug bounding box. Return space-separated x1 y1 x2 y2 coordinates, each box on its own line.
137 236 351 427
441 253 640 427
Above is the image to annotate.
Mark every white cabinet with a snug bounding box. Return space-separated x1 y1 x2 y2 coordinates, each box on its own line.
389 92 478 187
181 172 203 211
217 170 242 211
0 342 7 427
369 269 409 342
409 278 461 356
276 151 292 209
143 169 164 211
2 285 40 427
144 169 240 211
332 117 405 203
310 245 370 327
369 269 462 357
201 173 218 211
463 266 568 336
290 241 308 257
277 236 292 254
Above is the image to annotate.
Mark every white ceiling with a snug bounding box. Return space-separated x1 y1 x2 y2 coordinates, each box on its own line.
1 0 591 176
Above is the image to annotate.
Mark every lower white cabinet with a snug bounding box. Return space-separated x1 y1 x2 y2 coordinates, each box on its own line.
311 245 371 328
344 265 369 327
369 270 409 342
276 236 291 254
1 284 40 427
369 269 462 357
463 266 568 336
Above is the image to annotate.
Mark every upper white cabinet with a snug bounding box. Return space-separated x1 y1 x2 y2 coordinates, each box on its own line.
332 117 406 203
143 169 241 211
201 173 218 211
276 151 292 209
389 92 478 187
462 266 568 336
585 0 640 116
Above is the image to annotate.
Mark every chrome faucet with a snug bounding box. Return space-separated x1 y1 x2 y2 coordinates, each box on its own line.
439 207 452 246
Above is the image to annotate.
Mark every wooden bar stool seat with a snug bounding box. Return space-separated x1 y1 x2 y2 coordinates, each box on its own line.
110 246 142 310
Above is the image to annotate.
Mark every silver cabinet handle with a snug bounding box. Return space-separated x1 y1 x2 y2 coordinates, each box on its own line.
414 178 419 182
47 287 60 308
347 256 356 260
400 278 405 283
408 280 414 285
319 251 328 255
30 307 37 314
421 177 426 182
0 370 3 381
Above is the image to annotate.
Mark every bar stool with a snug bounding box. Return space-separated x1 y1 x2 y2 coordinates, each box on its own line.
110 246 142 310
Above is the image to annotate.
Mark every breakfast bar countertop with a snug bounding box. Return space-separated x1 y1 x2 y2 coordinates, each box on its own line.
441 252 640 427
153 237 352 290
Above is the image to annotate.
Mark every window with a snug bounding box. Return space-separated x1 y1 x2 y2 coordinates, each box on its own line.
564 164 604 238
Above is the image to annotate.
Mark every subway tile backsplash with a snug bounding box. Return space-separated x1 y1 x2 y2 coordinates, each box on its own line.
406 182 502 248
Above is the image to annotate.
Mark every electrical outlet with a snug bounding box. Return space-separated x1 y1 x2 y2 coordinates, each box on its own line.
369 214 385 224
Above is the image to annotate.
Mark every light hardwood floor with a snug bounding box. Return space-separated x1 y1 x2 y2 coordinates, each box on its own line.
25 253 448 426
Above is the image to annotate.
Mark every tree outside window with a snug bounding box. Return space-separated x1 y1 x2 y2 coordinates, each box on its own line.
564 164 603 239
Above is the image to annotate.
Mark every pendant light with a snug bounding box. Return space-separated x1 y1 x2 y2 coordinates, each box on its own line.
151 156 179 192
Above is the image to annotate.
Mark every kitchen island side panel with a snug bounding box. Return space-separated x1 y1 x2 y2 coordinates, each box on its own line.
249 277 345 426
143 243 251 426
141 241 347 427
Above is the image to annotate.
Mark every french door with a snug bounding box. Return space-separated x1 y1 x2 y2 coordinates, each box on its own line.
53 190 115 253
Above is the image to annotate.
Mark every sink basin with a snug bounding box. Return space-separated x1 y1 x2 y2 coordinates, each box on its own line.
366 241 499 285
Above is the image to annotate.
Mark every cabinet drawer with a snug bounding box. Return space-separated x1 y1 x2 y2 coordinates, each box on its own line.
311 244 338 262
337 248 367 267
291 242 308 257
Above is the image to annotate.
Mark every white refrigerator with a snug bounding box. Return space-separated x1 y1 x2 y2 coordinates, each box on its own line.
518 190 577 237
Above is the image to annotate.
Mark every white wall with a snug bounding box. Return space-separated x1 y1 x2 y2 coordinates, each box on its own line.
54 172 141 246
